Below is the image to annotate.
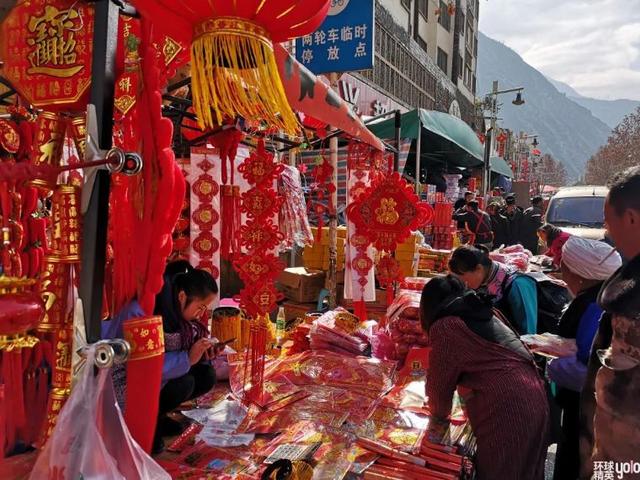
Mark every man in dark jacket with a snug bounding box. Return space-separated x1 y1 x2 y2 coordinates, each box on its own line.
487 203 509 248
453 191 475 228
522 196 544 254
503 195 524 246
463 200 494 249
579 166 640 479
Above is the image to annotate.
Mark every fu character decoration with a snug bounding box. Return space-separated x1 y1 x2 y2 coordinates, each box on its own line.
347 172 434 306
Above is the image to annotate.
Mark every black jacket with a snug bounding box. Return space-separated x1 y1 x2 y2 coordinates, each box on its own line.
522 206 543 253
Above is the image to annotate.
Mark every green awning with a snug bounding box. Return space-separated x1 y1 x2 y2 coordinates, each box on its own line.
490 156 514 178
367 109 484 168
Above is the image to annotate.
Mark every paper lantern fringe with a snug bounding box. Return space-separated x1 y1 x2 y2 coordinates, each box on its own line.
190 18 299 135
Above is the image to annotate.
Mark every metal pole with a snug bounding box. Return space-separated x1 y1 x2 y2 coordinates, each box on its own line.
483 128 493 195
394 110 402 172
328 73 339 309
415 126 422 194
80 0 119 343
484 81 498 196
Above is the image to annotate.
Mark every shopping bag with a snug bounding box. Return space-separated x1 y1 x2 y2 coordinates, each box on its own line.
29 346 170 480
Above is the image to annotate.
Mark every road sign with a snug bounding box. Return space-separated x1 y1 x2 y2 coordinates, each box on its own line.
295 0 375 75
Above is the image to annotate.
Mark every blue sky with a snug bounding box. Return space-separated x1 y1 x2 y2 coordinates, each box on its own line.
479 0 640 101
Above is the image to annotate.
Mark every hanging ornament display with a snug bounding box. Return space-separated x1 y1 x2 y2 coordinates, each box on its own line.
0 277 46 456
344 143 379 321
129 0 332 134
347 171 434 306
189 148 221 284
235 140 284 405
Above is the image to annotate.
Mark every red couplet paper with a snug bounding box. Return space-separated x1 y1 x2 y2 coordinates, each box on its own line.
123 316 165 453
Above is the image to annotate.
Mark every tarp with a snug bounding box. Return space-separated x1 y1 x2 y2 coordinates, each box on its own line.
274 44 384 152
367 109 484 160
490 155 514 178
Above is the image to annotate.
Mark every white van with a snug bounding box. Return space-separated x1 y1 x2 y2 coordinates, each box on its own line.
545 186 608 240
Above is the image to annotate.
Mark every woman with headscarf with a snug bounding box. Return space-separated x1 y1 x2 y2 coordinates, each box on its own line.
448 245 538 334
421 275 549 480
538 224 571 267
546 237 621 480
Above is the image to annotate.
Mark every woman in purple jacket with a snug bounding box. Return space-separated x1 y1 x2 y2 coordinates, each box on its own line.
152 261 219 453
546 237 621 480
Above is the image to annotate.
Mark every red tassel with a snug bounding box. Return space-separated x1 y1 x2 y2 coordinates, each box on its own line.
1 349 25 454
354 299 368 322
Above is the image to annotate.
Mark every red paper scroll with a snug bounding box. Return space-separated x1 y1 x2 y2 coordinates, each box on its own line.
189 148 221 284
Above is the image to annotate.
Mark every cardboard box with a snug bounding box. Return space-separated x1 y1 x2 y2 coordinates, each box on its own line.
283 300 317 322
277 267 326 303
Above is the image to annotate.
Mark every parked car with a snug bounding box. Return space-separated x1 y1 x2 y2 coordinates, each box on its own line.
545 186 608 240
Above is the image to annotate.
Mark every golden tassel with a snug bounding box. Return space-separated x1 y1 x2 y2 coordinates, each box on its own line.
191 17 299 135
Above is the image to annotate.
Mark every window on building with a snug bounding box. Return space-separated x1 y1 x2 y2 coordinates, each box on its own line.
474 35 478 57
417 35 428 52
418 0 428 18
472 74 477 94
458 55 463 78
437 47 448 75
401 0 411 10
438 1 451 31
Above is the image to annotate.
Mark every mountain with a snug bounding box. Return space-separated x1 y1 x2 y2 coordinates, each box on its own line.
547 78 639 129
547 78 582 98
477 33 612 179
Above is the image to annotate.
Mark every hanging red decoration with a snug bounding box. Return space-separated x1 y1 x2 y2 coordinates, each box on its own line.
192 232 220 258
128 0 331 134
346 172 434 252
0 120 20 154
191 204 220 231
234 140 285 406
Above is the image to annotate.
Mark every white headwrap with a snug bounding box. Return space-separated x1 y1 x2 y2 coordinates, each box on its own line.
562 236 622 281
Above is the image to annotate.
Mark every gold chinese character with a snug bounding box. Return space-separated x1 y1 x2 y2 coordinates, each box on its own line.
146 339 155 351
26 6 84 77
118 76 132 93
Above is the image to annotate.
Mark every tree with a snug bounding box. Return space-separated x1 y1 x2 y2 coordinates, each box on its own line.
586 106 640 184
534 154 567 189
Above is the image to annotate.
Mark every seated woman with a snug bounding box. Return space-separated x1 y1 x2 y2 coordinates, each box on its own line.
538 224 571 267
153 261 219 453
449 245 538 334
547 237 621 480
422 275 549 480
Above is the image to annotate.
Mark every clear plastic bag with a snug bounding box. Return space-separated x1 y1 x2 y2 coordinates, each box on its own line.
30 347 170 480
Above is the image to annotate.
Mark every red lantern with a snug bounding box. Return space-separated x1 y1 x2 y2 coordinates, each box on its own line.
0 0 94 112
128 0 331 134
0 120 20 154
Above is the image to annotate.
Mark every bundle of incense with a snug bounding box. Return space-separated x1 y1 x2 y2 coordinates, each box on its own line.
376 457 458 480
364 463 451 480
419 445 464 466
421 439 459 454
356 437 426 466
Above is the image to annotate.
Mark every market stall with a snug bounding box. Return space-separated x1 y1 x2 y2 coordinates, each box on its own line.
0 1 515 479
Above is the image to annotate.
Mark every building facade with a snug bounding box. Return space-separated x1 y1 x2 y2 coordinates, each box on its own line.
348 0 480 127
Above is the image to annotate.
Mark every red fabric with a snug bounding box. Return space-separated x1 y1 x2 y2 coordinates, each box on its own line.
427 316 549 479
110 18 185 315
545 232 571 267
